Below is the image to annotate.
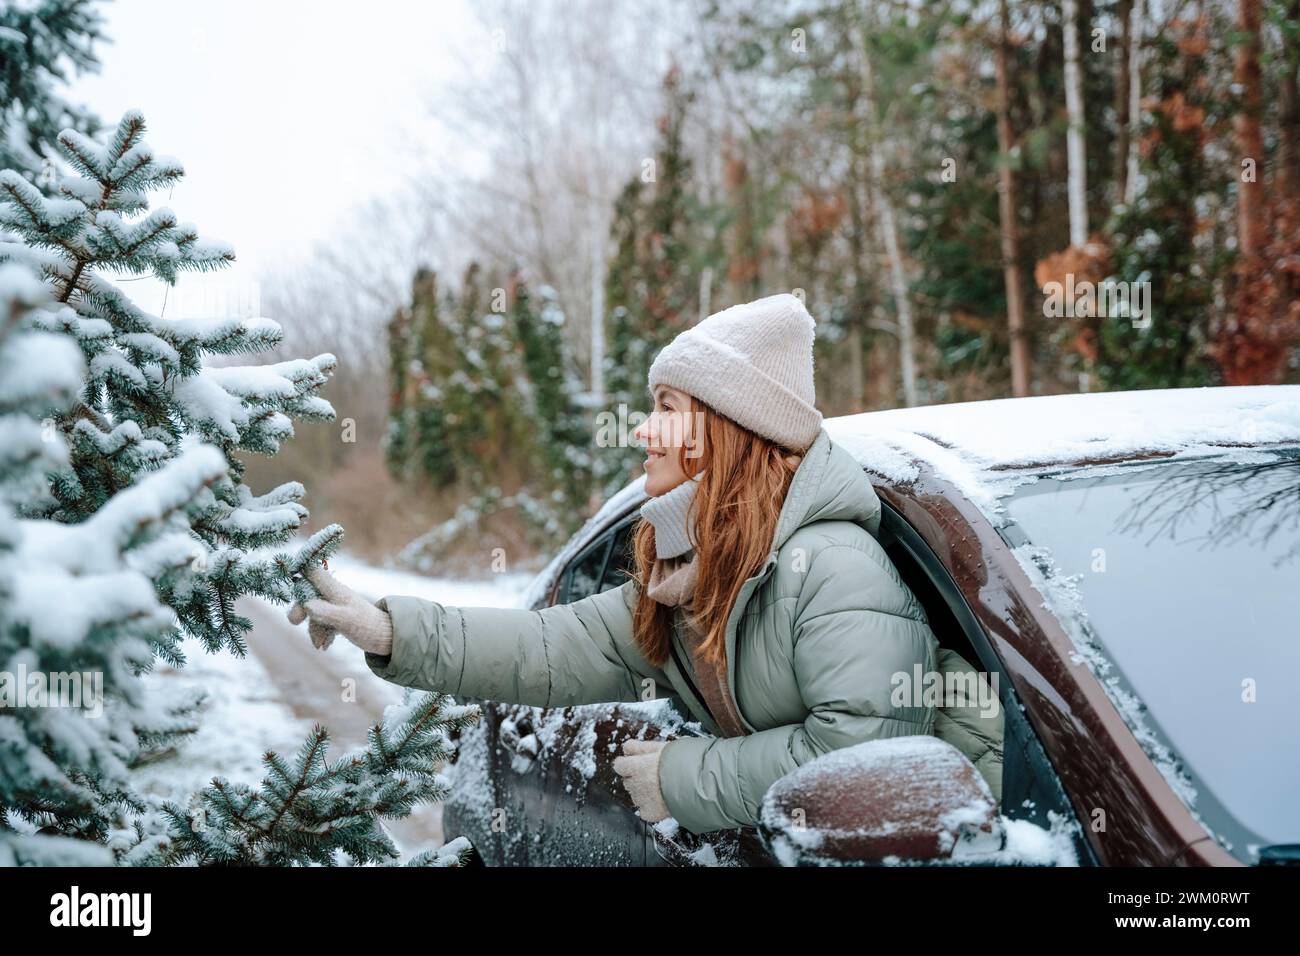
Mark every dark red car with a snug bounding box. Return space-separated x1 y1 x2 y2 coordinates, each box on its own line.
442 386 1300 866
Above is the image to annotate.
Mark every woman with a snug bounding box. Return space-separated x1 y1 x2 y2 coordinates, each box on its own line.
290 293 943 836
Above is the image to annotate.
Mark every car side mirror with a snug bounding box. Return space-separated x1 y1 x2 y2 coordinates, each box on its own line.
757 736 1002 866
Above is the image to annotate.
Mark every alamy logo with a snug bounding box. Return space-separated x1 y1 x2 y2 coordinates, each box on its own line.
49 886 151 936
0 664 103 718
890 664 1001 719
1042 273 1151 329
593 403 706 457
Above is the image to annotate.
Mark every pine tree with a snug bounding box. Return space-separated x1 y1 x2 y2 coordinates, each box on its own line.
890 9 1013 397
385 266 457 488
120 696 479 867
0 110 474 866
1098 13 1222 390
510 275 593 515
386 264 598 563
600 69 700 496
443 262 525 488
386 262 526 492
0 0 104 180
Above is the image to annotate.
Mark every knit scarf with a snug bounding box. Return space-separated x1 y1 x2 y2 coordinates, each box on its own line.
639 471 701 560
639 472 703 611
639 473 750 738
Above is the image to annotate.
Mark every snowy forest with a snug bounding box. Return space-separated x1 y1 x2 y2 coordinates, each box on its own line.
336 0 1300 565
0 0 1298 870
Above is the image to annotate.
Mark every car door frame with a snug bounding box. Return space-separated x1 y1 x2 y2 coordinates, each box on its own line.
445 497 755 865
441 499 655 865
875 493 1098 866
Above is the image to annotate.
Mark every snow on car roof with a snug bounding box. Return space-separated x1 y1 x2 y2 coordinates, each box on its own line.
825 385 1300 515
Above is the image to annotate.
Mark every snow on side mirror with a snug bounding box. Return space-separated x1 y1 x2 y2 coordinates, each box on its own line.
757 736 1002 866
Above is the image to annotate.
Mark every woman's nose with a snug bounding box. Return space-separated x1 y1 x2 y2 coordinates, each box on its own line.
634 414 656 445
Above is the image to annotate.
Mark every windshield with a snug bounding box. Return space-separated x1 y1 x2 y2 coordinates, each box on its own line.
1000 449 1300 863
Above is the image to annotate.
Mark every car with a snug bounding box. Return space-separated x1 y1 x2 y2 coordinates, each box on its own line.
440 385 1300 866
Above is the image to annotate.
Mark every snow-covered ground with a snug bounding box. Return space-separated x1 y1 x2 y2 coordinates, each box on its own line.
136 554 534 859
326 553 534 607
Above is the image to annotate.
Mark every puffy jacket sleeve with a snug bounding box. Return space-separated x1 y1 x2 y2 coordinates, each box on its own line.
364 578 668 708
657 544 939 834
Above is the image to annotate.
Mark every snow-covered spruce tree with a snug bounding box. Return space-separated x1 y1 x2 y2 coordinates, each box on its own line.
385 265 597 567
510 277 594 516
0 110 477 866
600 70 700 497
138 695 478 867
384 265 461 489
0 0 105 180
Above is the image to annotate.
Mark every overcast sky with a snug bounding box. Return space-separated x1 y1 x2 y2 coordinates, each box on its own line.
68 0 477 314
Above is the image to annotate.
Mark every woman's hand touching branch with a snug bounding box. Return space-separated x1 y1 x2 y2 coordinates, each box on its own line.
287 566 394 655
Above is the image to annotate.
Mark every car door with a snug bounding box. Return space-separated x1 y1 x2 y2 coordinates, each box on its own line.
548 517 769 865
541 511 781 864
441 514 680 865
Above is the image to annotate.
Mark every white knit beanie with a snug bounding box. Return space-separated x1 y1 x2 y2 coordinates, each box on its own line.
647 292 823 453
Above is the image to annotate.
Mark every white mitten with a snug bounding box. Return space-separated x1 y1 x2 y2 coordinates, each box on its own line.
612 738 671 823
287 566 394 655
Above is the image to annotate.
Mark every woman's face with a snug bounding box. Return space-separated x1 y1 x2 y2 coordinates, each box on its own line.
634 385 700 497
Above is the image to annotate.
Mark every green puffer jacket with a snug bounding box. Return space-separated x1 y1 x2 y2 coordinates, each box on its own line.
366 427 1004 834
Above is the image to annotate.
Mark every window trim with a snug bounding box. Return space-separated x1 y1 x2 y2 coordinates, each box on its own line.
561 533 614 604
560 514 640 604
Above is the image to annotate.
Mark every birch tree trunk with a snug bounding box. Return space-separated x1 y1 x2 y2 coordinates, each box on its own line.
1114 0 1132 203
588 192 606 408
1063 0 1089 246
1125 0 1144 205
851 11 919 407
846 145 872 412
996 0 1031 396
698 266 713 325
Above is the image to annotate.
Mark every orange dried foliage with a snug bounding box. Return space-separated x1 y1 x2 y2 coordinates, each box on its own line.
1033 238 1111 290
1035 238 1113 366
727 252 760 288
1173 13 1210 57
951 309 991 333
724 152 748 192
1214 201 1300 384
787 189 847 248
1159 92 1205 134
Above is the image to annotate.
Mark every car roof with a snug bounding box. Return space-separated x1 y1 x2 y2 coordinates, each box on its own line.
825 385 1300 470
823 385 1300 513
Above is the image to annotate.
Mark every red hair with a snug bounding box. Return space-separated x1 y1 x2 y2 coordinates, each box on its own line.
631 393 800 669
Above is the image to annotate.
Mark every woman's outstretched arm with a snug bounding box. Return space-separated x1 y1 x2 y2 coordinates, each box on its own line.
366 578 669 707
292 568 671 708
